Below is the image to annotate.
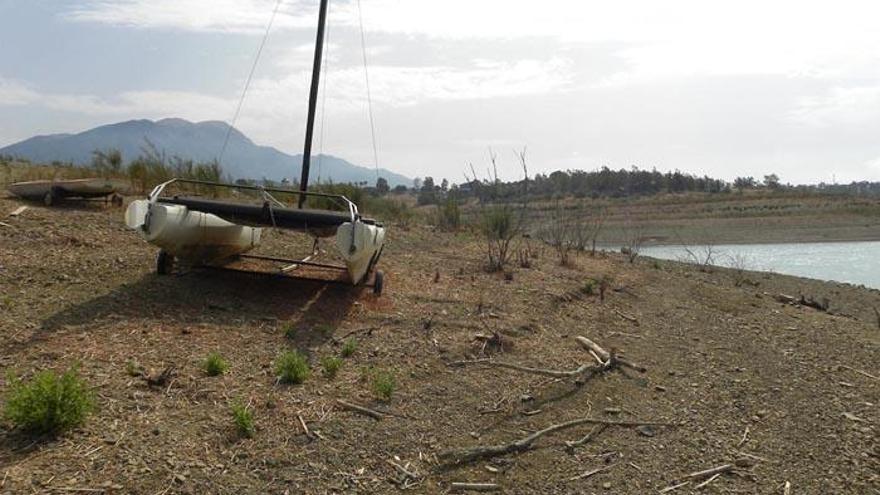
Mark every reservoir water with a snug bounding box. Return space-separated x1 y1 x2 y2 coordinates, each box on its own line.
638 241 879 289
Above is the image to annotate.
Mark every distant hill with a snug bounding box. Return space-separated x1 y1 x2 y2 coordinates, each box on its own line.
0 118 410 186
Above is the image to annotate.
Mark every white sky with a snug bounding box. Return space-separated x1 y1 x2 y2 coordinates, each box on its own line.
2 0 880 183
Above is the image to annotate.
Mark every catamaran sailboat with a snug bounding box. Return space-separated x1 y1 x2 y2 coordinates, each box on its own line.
124 0 386 293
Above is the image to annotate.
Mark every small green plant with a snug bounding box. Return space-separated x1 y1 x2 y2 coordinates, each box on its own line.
4 367 94 435
341 339 357 358
321 356 343 378
283 323 297 339
652 259 662 270
202 352 229 377
230 401 254 438
125 360 143 377
371 369 396 402
275 350 310 384
581 279 596 295
314 323 334 334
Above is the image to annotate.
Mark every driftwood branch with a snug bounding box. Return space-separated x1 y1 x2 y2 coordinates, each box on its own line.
659 457 757 492
574 336 610 362
682 457 753 480
614 309 640 326
839 365 879 381
450 482 499 492
333 326 379 343
336 399 385 420
485 361 594 379
774 293 829 312
564 423 608 449
574 337 646 373
463 336 646 387
439 417 675 464
568 464 613 481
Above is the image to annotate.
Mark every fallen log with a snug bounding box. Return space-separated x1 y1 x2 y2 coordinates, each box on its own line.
574 336 610 362
574 337 646 373
774 293 798 305
798 295 829 312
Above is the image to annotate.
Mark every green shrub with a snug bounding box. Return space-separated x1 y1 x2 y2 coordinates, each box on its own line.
341 339 357 358
283 324 297 339
362 196 415 225
321 356 343 378
436 196 461 231
4 367 94 435
231 401 254 438
202 352 229 377
581 279 596 295
275 351 310 384
371 369 396 402
480 205 519 272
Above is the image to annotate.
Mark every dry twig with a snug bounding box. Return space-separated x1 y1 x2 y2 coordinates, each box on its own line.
439 417 674 464
568 464 613 481
614 309 640 326
564 424 608 449
450 482 499 492
335 399 385 420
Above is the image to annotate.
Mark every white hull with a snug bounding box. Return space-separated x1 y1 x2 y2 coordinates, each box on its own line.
8 178 126 199
125 200 261 264
336 221 386 284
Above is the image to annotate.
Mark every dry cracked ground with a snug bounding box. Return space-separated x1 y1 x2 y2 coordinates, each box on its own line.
0 195 878 494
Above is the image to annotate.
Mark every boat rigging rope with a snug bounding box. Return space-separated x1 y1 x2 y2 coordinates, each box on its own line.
357 0 381 182
217 0 283 168
316 0 333 185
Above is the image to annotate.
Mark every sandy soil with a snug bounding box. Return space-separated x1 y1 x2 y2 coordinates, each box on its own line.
1 194 878 494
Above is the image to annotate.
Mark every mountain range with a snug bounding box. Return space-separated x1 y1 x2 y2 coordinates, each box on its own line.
0 118 410 186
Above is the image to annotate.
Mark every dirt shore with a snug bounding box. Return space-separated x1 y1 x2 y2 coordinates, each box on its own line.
1 195 878 494
524 191 880 246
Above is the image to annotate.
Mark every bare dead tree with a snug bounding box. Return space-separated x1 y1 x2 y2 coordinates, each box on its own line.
539 200 577 266
621 219 646 263
586 207 607 256
727 252 751 287
676 229 718 272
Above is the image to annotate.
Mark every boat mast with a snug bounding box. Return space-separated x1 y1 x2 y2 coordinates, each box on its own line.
298 0 330 208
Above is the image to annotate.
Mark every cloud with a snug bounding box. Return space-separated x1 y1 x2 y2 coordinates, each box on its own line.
0 78 40 106
790 86 880 127
63 0 880 87
63 0 316 34
0 77 232 120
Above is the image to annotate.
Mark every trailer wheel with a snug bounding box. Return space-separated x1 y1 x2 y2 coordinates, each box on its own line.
43 189 57 207
372 270 384 296
156 250 174 275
